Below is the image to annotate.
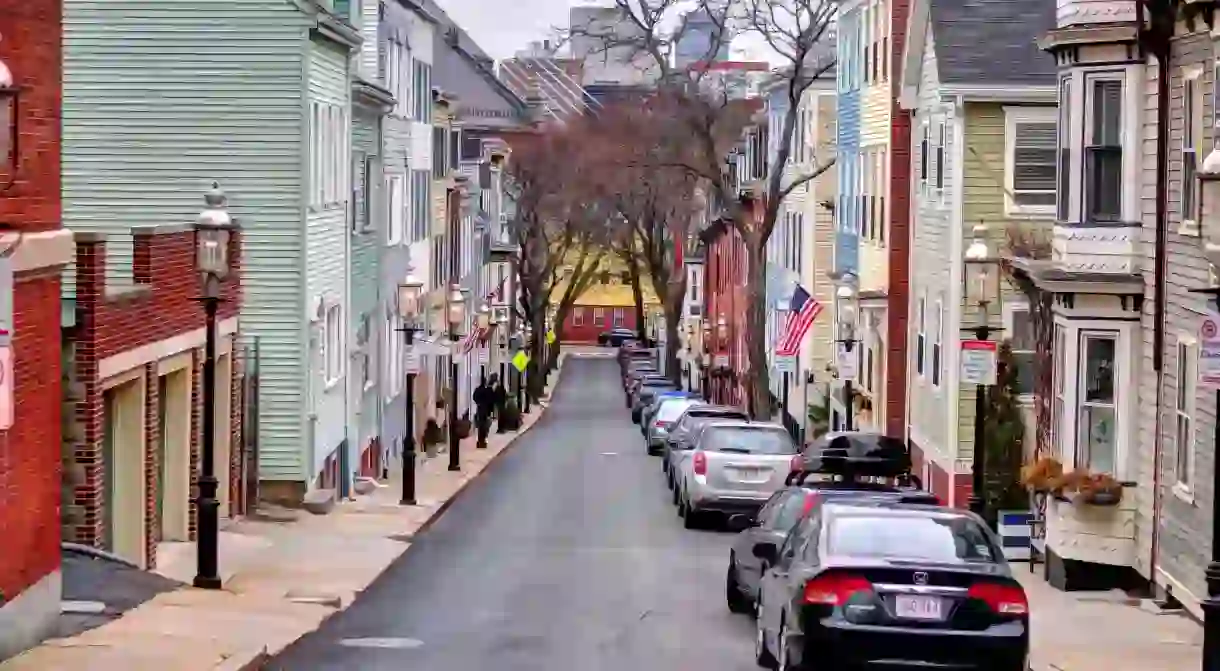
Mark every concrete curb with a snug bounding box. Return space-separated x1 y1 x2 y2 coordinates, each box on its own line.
411 361 566 538
218 359 567 670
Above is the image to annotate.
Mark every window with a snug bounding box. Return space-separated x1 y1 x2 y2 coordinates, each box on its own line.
310 102 348 210
934 121 945 191
433 126 447 177
613 308 625 328
932 299 943 387
919 122 929 191
449 128 461 171
1058 77 1072 221
1005 303 1035 397
387 174 404 244
1076 332 1117 473
412 170 430 240
413 60 432 121
309 103 320 209
593 308 605 326
1086 78 1123 222
690 269 700 303
573 308 585 327
1181 69 1202 234
1053 325 1066 446
1174 336 1197 492
864 345 875 393
1005 108 1058 215
324 304 344 386
916 295 926 377
1213 61 1220 151
387 40 411 117
383 315 403 399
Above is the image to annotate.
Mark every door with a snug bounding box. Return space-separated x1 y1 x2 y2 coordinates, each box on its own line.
160 368 191 541
759 522 803 645
216 352 233 517
107 378 147 568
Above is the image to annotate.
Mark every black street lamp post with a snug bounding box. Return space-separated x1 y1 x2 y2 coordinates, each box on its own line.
396 272 424 505
835 281 859 433
962 224 1002 524
193 182 235 590
446 284 466 473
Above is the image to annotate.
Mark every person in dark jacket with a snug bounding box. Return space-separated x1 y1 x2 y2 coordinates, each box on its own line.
492 375 509 433
473 375 497 448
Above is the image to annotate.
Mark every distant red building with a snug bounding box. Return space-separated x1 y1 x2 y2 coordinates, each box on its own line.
560 304 639 344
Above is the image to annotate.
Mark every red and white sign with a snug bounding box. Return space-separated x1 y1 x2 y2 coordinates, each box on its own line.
1199 312 1220 389
960 340 998 386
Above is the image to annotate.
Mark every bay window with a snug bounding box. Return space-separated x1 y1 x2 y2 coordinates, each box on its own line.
1076 332 1117 473
1057 77 1071 221
1085 78 1123 222
1053 324 1066 446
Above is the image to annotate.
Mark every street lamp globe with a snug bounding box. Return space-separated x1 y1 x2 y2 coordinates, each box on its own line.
963 223 1001 313
397 271 423 320
195 182 234 289
716 314 728 341
476 304 491 330
836 284 857 339
447 284 466 327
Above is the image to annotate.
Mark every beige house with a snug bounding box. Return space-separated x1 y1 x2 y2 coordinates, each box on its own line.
897 0 1056 505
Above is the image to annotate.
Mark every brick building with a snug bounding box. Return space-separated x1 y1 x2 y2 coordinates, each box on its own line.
699 215 749 409
0 0 77 660
63 226 242 570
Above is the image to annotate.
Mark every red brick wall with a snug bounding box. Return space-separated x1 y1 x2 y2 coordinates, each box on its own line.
68 228 241 567
703 227 748 407
885 0 913 439
0 0 65 608
0 273 64 601
561 305 638 344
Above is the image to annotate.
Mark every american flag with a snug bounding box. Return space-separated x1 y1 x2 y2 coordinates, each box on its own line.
460 325 485 355
775 285 823 356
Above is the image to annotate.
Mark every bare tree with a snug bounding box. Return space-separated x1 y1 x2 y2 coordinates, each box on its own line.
506 121 610 393
568 0 836 418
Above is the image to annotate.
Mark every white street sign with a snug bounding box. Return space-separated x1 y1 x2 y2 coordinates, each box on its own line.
1199 312 1220 389
714 354 730 368
478 347 489 364
960 340 998 386
836 343 858 381
774 355 796 374
405 351 420 376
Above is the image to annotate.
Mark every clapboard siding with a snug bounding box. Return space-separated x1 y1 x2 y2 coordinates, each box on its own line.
62 0 309 479
1147 29 1216 605
351 107 381 447
908 26 954 465
306 38 353 476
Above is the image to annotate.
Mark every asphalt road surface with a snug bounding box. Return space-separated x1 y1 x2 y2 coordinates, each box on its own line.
267 356 758 671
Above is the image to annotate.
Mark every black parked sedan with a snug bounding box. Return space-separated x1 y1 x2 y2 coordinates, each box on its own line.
599 328 637 346
725 480 938 615
754 503 1029 671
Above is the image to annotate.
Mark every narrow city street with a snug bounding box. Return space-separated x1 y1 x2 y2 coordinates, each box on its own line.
266 354 758 671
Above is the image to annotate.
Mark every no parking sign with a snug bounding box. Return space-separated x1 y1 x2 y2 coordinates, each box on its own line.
1200 312 1220 389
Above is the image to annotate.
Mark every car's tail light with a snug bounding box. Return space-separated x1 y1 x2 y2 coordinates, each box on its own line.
693 450 707 475
655 421 672 429
801 492 819 516
967 582 1029 615
789 455 802 472
802 572 873 605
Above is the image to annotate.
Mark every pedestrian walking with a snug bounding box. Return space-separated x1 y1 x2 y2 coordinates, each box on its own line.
492 375 509 433
473 375 497 449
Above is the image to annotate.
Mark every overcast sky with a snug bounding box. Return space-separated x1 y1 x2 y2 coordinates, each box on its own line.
436 0 580 61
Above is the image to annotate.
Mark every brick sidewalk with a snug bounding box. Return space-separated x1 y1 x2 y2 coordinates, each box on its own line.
1020 570 1202 671
0 365 565 671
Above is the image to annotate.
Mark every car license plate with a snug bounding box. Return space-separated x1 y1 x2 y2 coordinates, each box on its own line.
895 595 943 620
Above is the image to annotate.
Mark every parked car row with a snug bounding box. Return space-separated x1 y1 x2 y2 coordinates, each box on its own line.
617 347 1033 670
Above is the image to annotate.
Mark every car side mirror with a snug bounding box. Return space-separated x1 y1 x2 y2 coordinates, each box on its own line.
752 542 777 564
726 514 755 532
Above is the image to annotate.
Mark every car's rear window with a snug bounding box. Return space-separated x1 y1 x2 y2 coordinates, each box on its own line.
827 515 999 563
657 400 699 421
689 411 748 425
703 427 796 455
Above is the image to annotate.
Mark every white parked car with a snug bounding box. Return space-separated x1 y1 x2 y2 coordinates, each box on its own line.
676 421 799 530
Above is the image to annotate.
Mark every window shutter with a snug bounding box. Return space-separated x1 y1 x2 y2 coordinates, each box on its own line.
930 122 941 191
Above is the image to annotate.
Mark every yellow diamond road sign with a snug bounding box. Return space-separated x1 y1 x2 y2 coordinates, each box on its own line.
546 330 556 344
512 351 530 372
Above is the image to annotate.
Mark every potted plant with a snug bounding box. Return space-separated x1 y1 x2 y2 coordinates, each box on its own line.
422 418 443 458
499 399 522 431
453 411 473 440
1070 471 1124 506
1020 456 1065 494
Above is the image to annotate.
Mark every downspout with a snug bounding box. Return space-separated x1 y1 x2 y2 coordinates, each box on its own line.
1147 4 1170 583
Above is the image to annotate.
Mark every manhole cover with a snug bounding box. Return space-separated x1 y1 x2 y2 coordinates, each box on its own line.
338 637 424 649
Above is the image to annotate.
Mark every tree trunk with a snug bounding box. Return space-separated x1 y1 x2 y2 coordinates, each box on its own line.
625 257 647 342
528 313 546 401
744 238 771 420
662 281 685 386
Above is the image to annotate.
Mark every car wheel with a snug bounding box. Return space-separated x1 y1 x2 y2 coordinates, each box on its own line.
755 606 777 669
683 504 701 530
776 620 796 671
671 481 679 502
726 558 753 615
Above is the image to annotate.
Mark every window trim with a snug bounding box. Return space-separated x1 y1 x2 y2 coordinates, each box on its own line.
1173 333 1198 501
931 298 943 388
1003 106 1058 217
1074 329 1120 475
573 307 585 327
1180 66 1203 237
324 303 344 389
1002 300 1035 402
1083 73 1125 223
